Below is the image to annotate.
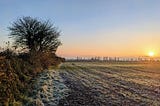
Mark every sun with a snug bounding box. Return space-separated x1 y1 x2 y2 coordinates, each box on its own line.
148 51 154 57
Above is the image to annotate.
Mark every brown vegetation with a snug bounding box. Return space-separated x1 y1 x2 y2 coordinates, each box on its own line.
0 49 64 105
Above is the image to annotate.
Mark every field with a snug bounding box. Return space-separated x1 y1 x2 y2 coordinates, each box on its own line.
57 62 160 106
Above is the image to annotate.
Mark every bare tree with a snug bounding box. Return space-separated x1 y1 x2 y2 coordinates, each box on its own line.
9 16 61 53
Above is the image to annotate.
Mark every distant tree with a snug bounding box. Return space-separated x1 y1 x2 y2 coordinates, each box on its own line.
9 17 61 53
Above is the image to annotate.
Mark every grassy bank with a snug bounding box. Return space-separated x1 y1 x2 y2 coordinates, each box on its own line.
0 49 64 105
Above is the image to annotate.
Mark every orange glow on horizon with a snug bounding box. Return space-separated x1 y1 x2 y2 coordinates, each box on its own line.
56 47 149 57
56 30 160 58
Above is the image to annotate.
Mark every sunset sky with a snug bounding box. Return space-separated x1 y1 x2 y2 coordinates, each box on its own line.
1 0 160 57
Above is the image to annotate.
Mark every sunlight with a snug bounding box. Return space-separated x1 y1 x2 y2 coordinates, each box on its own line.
148 51 154 57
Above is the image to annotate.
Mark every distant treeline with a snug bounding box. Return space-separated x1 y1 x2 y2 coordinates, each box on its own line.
67 56 160 62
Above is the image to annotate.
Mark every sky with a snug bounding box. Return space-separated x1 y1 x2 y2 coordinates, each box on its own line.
1 0 160 57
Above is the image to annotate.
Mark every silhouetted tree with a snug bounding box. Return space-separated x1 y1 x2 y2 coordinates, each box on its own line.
9 17 61 53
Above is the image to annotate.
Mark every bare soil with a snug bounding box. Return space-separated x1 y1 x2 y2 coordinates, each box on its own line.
58 62 160 106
